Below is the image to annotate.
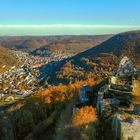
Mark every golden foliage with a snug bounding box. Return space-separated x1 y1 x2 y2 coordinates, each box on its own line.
34 78 97 104
59 61 73 77
72 106 97 126
133 79 140 105
7 102 24 112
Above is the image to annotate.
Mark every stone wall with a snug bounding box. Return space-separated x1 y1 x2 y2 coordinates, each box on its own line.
112 113 140 140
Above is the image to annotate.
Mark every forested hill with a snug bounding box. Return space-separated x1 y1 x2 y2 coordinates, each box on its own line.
72 30 140 67
0 35 112 54
47 30 140 85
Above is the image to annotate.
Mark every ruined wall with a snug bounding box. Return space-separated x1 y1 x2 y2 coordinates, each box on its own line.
112 115 121 140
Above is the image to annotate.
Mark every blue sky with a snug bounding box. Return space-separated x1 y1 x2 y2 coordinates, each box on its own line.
0 0 140 35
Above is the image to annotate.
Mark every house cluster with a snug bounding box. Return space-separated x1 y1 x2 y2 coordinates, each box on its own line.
0 64 38 102
12 50 49 69
30 52 72 69
0 49 73 103
51 51 73 61
11 50 33 66
35 49 73 61
12 50 73 69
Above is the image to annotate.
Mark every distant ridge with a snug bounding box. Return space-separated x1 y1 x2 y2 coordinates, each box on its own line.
0 35 112 54
31 35 112 56
71 30 140 68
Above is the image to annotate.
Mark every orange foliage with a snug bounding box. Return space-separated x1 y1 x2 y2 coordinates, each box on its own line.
34 77 98 104
60 61 73 76
133 80 140 105
72 106 97 126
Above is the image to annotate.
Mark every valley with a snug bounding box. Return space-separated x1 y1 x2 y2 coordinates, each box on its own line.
0 31 140 140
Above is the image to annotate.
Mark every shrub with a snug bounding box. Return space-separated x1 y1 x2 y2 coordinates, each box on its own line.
72 106 97 126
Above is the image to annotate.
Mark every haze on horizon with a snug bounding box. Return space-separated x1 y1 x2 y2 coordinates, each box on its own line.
0 0 140 36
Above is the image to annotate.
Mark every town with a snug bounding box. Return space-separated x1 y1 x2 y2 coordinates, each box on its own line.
0 50 72 105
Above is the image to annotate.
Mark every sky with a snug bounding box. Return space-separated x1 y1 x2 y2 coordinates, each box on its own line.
0 0 140 35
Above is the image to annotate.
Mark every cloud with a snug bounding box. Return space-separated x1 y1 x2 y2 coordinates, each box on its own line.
0 24 140 36
0 24 140 28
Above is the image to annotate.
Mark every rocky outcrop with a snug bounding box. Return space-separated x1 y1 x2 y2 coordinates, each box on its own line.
112 113 140 140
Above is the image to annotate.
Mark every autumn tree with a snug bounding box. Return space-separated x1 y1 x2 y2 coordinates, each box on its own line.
72 106 97 126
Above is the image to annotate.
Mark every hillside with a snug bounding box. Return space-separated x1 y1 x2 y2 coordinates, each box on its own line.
15 39 48 52
45 30 140 85
0 45 20 72
0 35 112 54
30 35 112 56
73 30 140 66
0 37 49 52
